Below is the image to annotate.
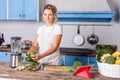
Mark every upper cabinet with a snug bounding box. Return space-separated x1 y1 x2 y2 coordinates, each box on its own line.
0 0 7 20
8 0 37 20
0 0 38 21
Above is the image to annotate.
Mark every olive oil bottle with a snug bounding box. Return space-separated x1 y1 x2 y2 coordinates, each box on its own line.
1 33 5 43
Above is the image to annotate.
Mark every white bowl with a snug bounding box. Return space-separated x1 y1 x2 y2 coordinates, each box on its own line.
97 62 120 78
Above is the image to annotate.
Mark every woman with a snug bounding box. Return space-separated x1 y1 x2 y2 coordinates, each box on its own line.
27 4 62 65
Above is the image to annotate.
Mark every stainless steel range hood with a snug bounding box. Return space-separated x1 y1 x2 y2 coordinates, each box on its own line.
106 0 119 21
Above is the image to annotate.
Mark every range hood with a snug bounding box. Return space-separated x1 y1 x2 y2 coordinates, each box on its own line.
57 11 115 22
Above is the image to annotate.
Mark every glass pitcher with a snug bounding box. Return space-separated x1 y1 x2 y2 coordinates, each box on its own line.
11 37 22 53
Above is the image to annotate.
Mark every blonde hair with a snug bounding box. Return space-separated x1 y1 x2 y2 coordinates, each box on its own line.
43 4 57 22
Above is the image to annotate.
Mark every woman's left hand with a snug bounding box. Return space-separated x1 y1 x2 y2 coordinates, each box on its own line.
32 54 42 61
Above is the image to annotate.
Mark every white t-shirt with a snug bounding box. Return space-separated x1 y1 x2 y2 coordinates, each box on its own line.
37 23 62 65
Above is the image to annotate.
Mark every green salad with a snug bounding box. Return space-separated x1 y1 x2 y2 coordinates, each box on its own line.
25 52 39 71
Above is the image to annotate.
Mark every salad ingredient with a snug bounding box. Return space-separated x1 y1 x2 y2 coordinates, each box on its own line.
115 60 120 64
100 53 111 62
105 56 115 64
25 52 39 71
112 51 120 57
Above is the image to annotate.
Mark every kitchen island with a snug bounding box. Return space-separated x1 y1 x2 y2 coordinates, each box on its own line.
0 62 119 80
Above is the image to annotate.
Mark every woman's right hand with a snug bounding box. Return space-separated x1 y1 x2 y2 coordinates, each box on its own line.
27 50 31 55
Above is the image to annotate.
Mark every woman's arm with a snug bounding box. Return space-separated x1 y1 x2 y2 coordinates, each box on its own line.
33 34 62 60
27 34 39 54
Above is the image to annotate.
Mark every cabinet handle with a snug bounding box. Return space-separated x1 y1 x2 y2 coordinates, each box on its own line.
23 15 25 17
19 15 22 17
75 58 78 61
5 53 8 55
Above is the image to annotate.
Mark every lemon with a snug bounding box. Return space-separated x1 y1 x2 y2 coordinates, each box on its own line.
112 51 120 57
115 60 120 64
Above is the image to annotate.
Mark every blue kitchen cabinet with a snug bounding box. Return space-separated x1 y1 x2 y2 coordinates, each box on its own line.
65 56 77 66
8 0 37 20
0 52 26 62
60 55 88 66
60 56 75 66
89 57 98 68
60 55 98 68
0 52 10 62
0 0 7 20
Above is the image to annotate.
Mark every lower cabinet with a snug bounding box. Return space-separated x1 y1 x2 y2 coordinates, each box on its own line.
0 52 98 68
89 57 98 68
60 55 98 68
0 52 26 62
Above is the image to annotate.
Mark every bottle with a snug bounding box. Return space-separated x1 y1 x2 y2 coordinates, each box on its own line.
1 33 5 43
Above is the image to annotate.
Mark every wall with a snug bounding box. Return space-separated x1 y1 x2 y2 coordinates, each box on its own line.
0 0 120 50
60 22 120 49
0 21 41 43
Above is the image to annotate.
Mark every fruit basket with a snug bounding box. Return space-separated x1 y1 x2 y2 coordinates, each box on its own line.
96 44 120 78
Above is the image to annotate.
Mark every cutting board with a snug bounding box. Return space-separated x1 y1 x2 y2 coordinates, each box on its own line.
43 65 70 72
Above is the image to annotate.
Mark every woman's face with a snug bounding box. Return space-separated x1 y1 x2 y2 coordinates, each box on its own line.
42 9 55 25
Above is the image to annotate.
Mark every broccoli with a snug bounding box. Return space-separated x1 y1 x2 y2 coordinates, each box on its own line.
96 48 114 62
105 56 115 64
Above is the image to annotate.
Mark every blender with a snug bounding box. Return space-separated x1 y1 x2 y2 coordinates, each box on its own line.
10 37 22 68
